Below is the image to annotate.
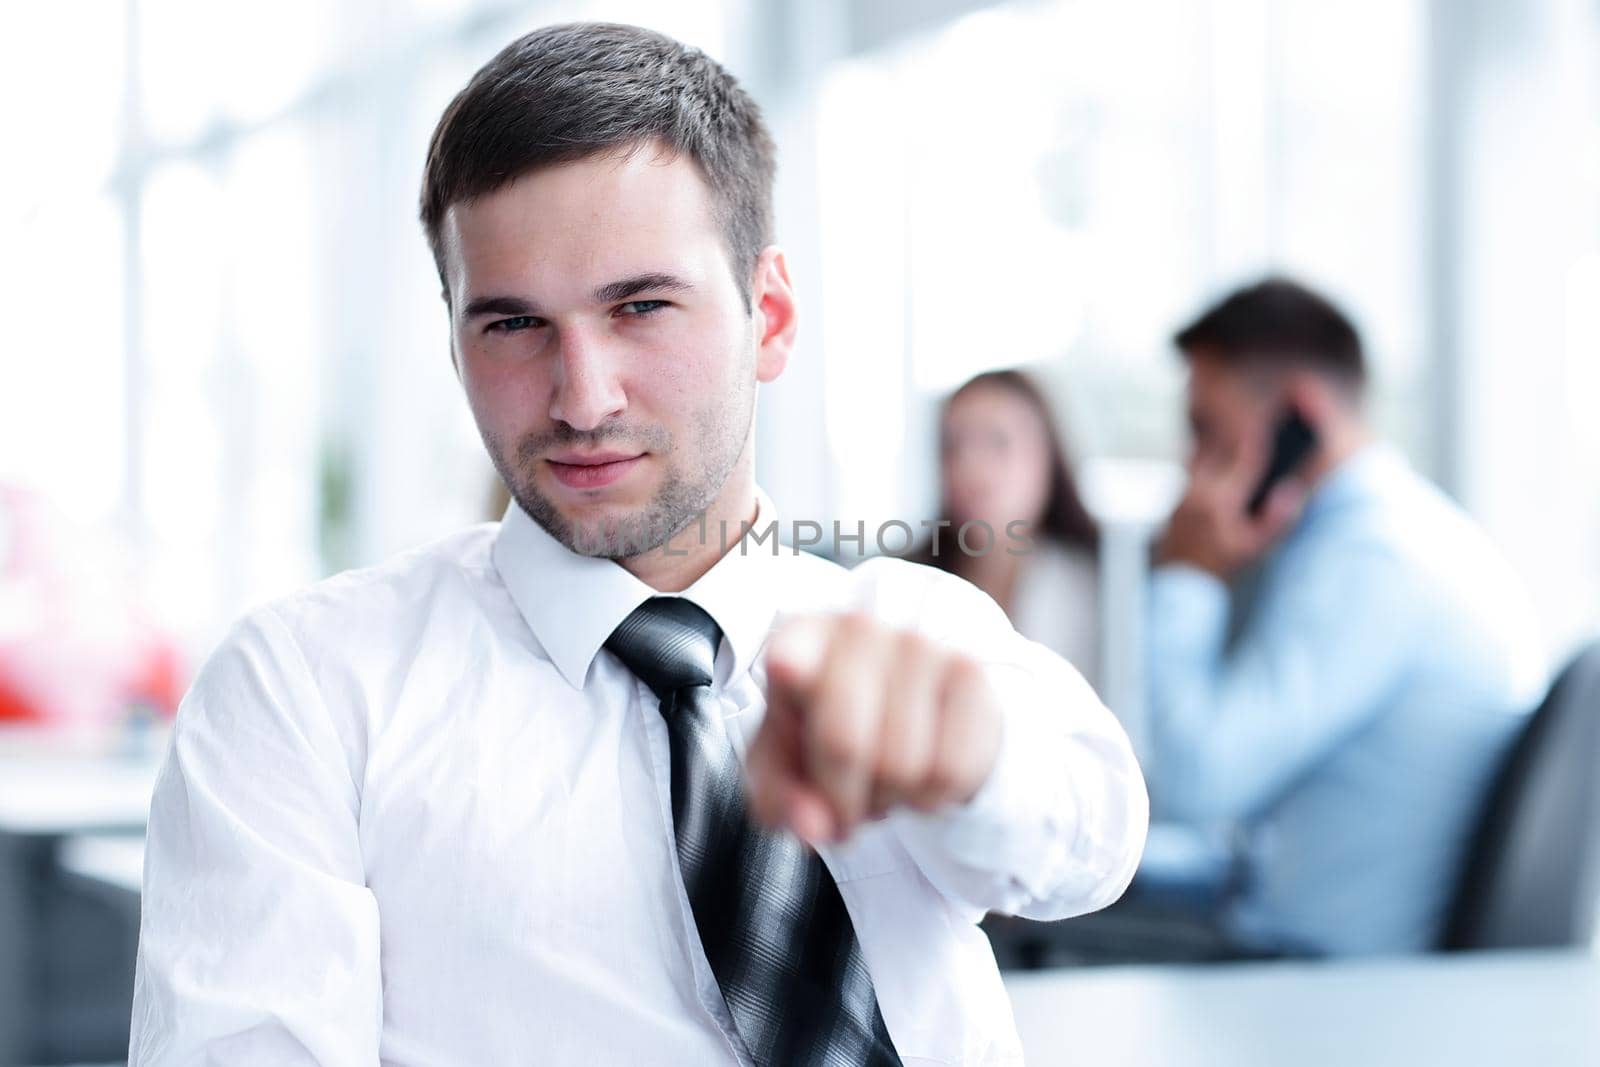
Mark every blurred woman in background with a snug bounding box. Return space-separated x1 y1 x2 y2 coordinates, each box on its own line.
911 369 1102 692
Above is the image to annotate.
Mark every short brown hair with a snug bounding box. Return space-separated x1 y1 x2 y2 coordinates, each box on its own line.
1174 277 1366 391
418 22 776 308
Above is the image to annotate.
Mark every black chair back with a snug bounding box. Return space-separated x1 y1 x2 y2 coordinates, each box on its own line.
1441 641 1600 950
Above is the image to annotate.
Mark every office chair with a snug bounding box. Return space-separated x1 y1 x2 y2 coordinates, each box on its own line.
1440 640 1600 950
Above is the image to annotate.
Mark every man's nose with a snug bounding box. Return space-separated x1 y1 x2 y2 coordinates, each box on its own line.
548 328 626 432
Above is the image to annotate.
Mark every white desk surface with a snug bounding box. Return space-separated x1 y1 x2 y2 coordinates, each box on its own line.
0 725 166 835
58 832 146 893
1004 949 1600 1067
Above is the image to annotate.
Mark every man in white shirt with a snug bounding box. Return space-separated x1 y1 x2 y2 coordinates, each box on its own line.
129 22 1147 1065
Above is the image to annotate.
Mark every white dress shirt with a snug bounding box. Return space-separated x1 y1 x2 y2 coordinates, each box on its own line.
129 488 1147 1066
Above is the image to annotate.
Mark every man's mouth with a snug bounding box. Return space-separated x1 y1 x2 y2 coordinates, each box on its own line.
545 451 646 490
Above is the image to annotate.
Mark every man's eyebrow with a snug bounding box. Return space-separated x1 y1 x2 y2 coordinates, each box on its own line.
462 295 539 320
593 272 694 304
460 274 694 320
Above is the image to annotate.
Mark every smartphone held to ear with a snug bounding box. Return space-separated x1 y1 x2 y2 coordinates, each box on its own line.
1246 408 1318 517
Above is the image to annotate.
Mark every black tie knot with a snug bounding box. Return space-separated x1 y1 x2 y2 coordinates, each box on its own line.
605 596 723 701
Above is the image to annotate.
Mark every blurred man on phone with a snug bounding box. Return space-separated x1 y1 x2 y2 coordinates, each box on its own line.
1145 278 1547 956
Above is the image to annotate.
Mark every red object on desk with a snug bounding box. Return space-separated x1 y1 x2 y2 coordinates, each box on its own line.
0 485 187 725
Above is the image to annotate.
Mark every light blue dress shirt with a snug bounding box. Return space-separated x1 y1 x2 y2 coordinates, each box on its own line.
1146 442 1549 954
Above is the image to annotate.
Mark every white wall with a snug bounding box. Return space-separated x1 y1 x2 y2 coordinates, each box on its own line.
1446 0 1600 662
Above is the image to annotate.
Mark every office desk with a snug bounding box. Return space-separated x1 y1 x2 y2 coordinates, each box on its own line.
0 727 164 835
58 833 145 894
0 729 163 1065
1004 949 1600 1066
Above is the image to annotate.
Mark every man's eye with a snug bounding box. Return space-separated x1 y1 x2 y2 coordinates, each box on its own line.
618 300 668 317
488 316 541 334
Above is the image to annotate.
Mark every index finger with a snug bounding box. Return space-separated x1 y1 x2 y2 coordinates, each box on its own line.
763 613 834 700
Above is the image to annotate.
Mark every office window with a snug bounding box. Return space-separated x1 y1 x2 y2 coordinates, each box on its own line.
1 4 128 530
0 0 741 654
815 0 1429 525
128 13 332 647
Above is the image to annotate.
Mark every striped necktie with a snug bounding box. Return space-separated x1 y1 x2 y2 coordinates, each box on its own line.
605 596 902 1066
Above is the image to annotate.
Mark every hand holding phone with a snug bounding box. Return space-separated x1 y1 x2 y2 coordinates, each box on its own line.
1246 408 1318 518
1158 405 1316 575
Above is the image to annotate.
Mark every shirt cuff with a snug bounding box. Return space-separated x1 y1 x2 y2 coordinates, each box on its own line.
888 660 1080 914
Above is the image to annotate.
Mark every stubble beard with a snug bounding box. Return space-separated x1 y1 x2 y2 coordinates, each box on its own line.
489 378 755 560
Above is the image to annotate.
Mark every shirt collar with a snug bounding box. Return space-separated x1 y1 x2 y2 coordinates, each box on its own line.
492 487 783 690
1299 440 1407 524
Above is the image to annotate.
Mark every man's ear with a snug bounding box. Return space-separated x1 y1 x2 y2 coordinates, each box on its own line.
750 246 797 384
1285 370 1332 424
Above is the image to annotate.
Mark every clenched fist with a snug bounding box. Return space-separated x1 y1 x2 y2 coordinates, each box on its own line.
746 611 1003 844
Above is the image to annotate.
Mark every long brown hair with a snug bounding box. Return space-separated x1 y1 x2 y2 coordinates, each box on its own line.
910 369 1099 573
